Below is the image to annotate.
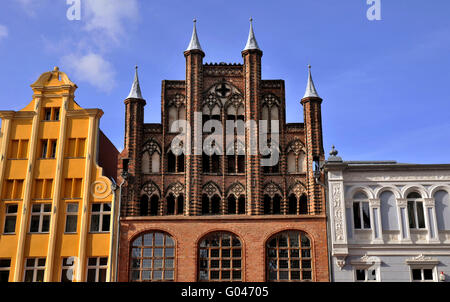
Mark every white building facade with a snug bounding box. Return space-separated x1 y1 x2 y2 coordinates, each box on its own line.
325 148 450 282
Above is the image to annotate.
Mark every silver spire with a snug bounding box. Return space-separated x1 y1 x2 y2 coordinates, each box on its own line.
243 18 260 51
186 19 203 51
303 65 320 99
127 66 143 100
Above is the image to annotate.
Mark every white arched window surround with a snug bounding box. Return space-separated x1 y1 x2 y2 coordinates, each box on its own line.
352 191 371 230
406 192 426 229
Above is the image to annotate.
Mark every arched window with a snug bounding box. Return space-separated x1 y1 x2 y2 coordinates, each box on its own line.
262 140 280 174
286 140 306 174
198 232 242 281
167 149 184 173
266 231 312 282
226 183 246 215
167 94 186 133
140 182 161 216
263 183 283 215
201 182 222 215
165 183 184 215
287 183 308 215
353 191 371 229
380 190 399 231
435 190 450 230
202 151 221 174
407 192 425 229
226 94 245 122
261 94 280 134
130 232 175 282
202 93 222 131
227 141 245 174
142 140 161 174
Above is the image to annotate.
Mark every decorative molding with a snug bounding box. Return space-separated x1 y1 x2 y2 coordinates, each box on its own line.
423 198 435 207
406 254 440 265
203 66 243 77
345 172 450 182
350 254 381 267
141 181 160 198
369 199 381 207
335 256 346 270
333 185 345 242
396 198 408 207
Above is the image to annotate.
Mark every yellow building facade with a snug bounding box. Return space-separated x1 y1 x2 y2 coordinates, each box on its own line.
0 67 119 282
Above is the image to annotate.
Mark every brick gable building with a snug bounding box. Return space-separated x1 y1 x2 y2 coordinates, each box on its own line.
117 20 329 282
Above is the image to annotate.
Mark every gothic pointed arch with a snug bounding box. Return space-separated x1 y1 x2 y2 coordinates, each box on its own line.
202 181 222 198
226 182 245 198
141 181 161 198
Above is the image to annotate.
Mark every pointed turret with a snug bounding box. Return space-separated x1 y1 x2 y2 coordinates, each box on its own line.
127 66 143 100
243 18 260 51
303 65 320 99
186 19 203 52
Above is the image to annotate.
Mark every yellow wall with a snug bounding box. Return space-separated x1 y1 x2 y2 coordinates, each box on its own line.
0 67 117 282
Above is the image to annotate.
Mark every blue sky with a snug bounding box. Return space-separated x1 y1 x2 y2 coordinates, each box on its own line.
0 0 449 163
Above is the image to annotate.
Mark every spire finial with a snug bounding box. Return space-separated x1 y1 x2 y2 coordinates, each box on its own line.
303 64 320 99
243 17 260 51
186 18 203 51
127 65 143 100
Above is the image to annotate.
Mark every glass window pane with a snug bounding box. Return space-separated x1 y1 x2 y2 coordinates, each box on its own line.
165 248 174 257
36 269 44 282
30 216 40 233
4 216 16 233
99 258 108 266
417 202 426 229
302 271 312 280
101 214 110 232
88 258 97 266
155 233 164 246
37 259 46 267
408 201 417 229
153 271 162 280
291 271 300 280
65 215 78 233
412 269 422 280
92 204 101 212
143 233 153 246
87 269 96 282
90 214 100 232
154 248 163 257
368 269 377 281
131 270 140 281
423 269 433 280
279 271 289 280
154 259 163 269
41 215 50 232
132 236 142 247
353 202 361 229
142 270 151 281
24 270 34 282
362 202 371 229
98 269 107 282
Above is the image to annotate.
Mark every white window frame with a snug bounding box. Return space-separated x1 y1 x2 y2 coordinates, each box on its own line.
407 197 426 229
89 203 111 233
353 200 371 230
3 203 18 234
23 258 46 282
61 257 77 282
354 266 379 282
29 203 51 233
86 257 108 282
410 266 436 282
0 259 11 282
64 203 79 233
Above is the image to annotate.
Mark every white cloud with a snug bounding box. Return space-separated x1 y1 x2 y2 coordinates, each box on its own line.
0 25 8 41
61 53 116 93
84 0 139 42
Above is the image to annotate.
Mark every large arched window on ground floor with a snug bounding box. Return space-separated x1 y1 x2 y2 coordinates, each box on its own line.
266 231 312 282
130 231 175 282
198 232 242 281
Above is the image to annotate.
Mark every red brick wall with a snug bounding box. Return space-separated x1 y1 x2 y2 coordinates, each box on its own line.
118 216 329 282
